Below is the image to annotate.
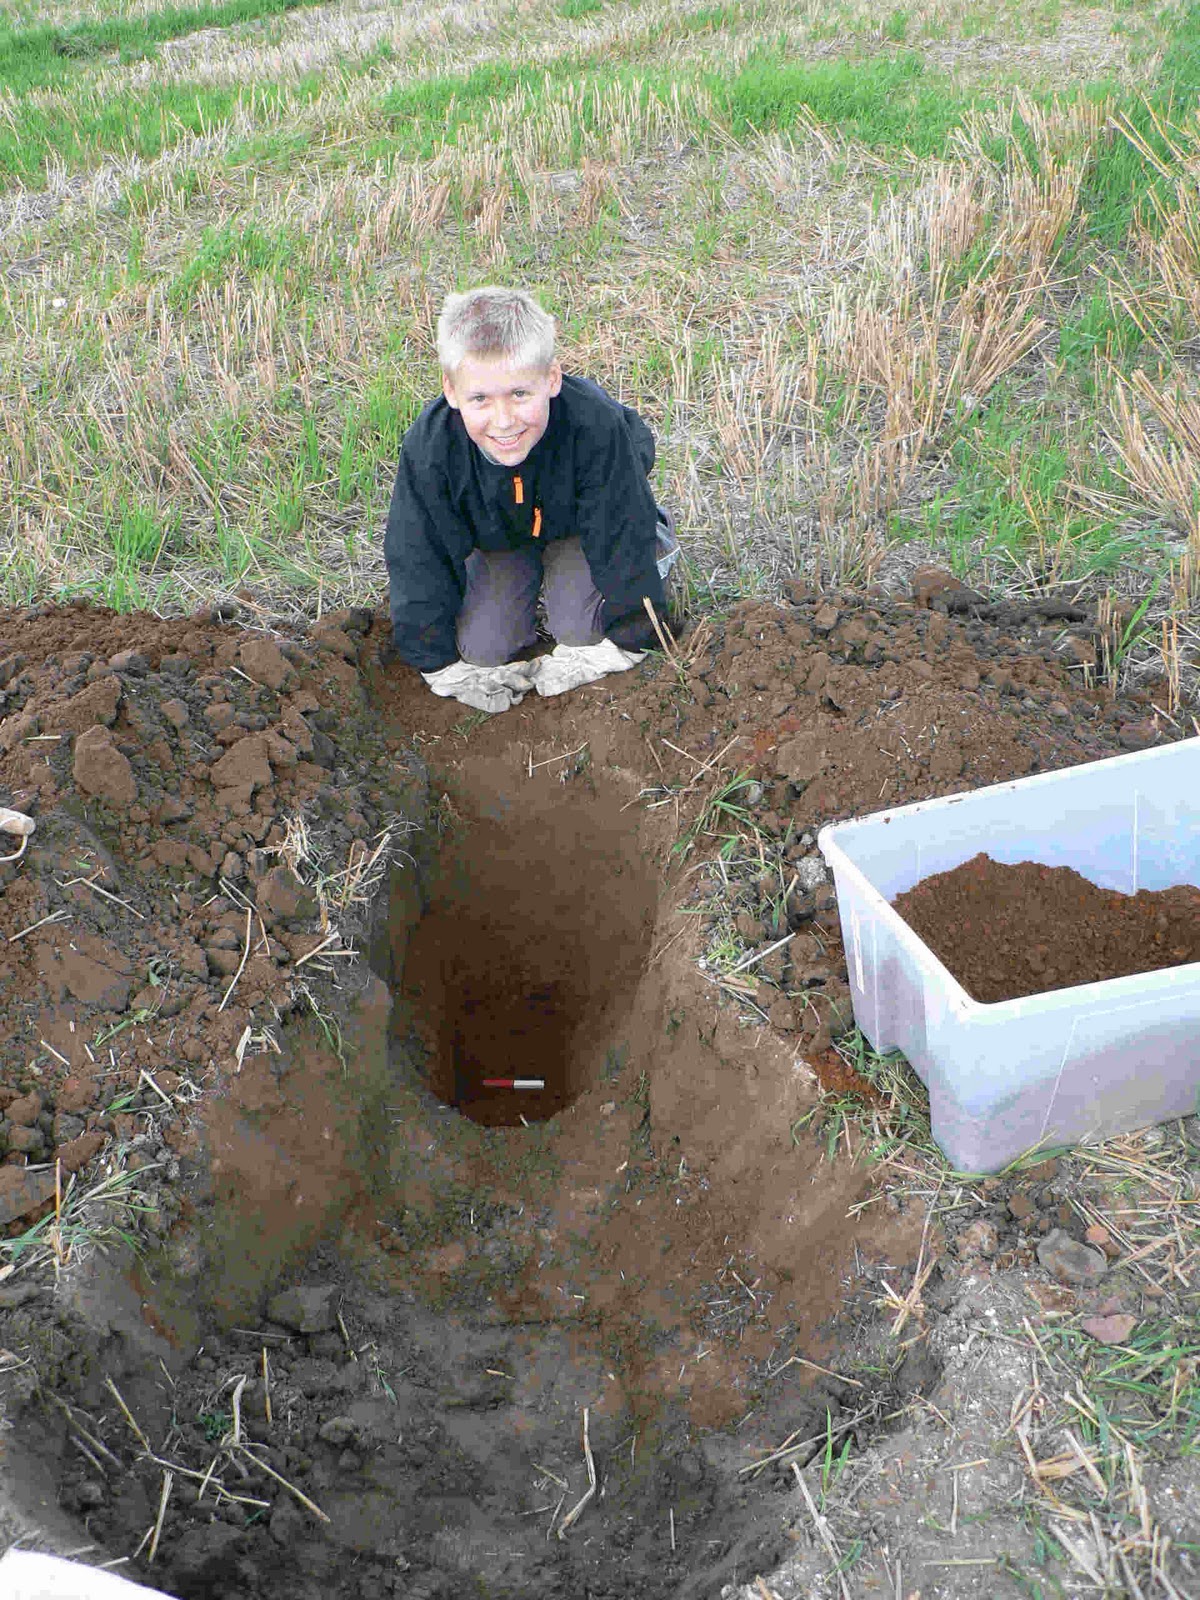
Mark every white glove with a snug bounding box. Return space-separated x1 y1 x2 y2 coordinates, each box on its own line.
0 1551 174 1599
421 659 538 714
532 640 647 697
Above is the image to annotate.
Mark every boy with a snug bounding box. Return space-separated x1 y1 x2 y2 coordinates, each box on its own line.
385 287 675 714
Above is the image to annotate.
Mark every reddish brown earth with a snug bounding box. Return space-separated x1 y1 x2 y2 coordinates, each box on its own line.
896 853 1200 1002
0 577 1191 1599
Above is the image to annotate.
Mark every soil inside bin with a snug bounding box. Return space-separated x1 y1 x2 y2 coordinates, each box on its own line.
894 853 1200 1003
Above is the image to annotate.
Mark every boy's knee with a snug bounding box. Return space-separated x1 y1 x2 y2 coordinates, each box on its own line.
460 646 515 668
551 620 605 648
457 615 529 667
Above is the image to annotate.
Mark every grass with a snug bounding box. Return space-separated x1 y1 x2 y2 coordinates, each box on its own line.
2 0 1196 645
0 1158 153 1279
0 0 331 94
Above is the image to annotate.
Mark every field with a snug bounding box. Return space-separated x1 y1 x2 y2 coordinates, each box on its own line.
2 0 1199 1596
2 0 1200 660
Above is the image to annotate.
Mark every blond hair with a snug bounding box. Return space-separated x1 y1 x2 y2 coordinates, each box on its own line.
436 286 556 376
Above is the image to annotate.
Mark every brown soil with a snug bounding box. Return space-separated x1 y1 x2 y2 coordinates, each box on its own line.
0 576 1190 1599
895 852 1200 1003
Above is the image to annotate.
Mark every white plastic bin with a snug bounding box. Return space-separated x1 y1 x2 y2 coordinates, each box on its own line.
817 737 1200 1173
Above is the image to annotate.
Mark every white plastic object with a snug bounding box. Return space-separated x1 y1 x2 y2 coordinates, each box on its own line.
817 737 1200 1173
0 1550 174 1599
0 805 34 862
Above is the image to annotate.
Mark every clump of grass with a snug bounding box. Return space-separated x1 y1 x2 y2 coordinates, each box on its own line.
790 1029 939 1168
0 1157 156 1280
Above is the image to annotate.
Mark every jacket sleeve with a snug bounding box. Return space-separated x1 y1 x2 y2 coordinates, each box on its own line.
576 417 666 653
384 448 473 673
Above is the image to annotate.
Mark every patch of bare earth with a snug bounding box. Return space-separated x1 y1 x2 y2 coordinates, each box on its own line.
0 578 1195 1598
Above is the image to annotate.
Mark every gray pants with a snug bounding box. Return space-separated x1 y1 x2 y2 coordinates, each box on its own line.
457 537 604 667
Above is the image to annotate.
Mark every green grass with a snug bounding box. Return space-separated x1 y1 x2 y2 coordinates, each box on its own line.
1041 1319 1200 1455
1057 283 1146 371
169 218 313 304
892 395 1157 581
0 0 333 94
1082 0 1200 241
791 1030 940 1168
720 49 973 155
0 77 314 184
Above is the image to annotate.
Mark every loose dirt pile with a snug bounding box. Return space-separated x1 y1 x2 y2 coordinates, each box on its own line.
0 576 1193 1600
0 599 408 1237
896 853 1200 1002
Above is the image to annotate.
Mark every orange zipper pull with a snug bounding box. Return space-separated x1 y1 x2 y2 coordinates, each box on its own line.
532 506 542 539
513 474 524 505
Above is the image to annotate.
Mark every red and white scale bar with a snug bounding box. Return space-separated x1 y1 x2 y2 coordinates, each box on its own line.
481 1078 545 1091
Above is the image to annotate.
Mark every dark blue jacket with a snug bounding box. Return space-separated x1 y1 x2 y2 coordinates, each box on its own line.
384 374 665 671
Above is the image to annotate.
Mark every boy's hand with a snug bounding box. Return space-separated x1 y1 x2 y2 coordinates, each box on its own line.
421 659 538 714
532 640 646 697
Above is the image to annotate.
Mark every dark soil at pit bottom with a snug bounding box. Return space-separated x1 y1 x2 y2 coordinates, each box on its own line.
0 578 1194 1600
896 854 1200 1003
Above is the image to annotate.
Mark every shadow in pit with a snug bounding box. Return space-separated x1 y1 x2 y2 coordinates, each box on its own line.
390 776 658 1126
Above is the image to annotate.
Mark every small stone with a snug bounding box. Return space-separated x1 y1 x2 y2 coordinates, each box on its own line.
792 856 829 893
0 1166 56 1226
957 1219 998 1258
1036 1228 1108 1286
107 649 150 674
256 866 317 925
267 1284 339 1334
1081 1313 1137 1346
317 1415 358 1447
1007 1193 1035 1223
1118 718 1160 751
1085 1223 1121 1260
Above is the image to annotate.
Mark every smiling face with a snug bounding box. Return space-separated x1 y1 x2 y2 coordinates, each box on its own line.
442 354 563 466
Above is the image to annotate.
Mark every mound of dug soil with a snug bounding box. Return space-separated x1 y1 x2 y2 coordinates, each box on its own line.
0 579 1190 1600
0 600 411 1238
896 853 1200 1002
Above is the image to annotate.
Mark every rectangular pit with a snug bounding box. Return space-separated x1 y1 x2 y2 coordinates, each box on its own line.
818 737 1200 1173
